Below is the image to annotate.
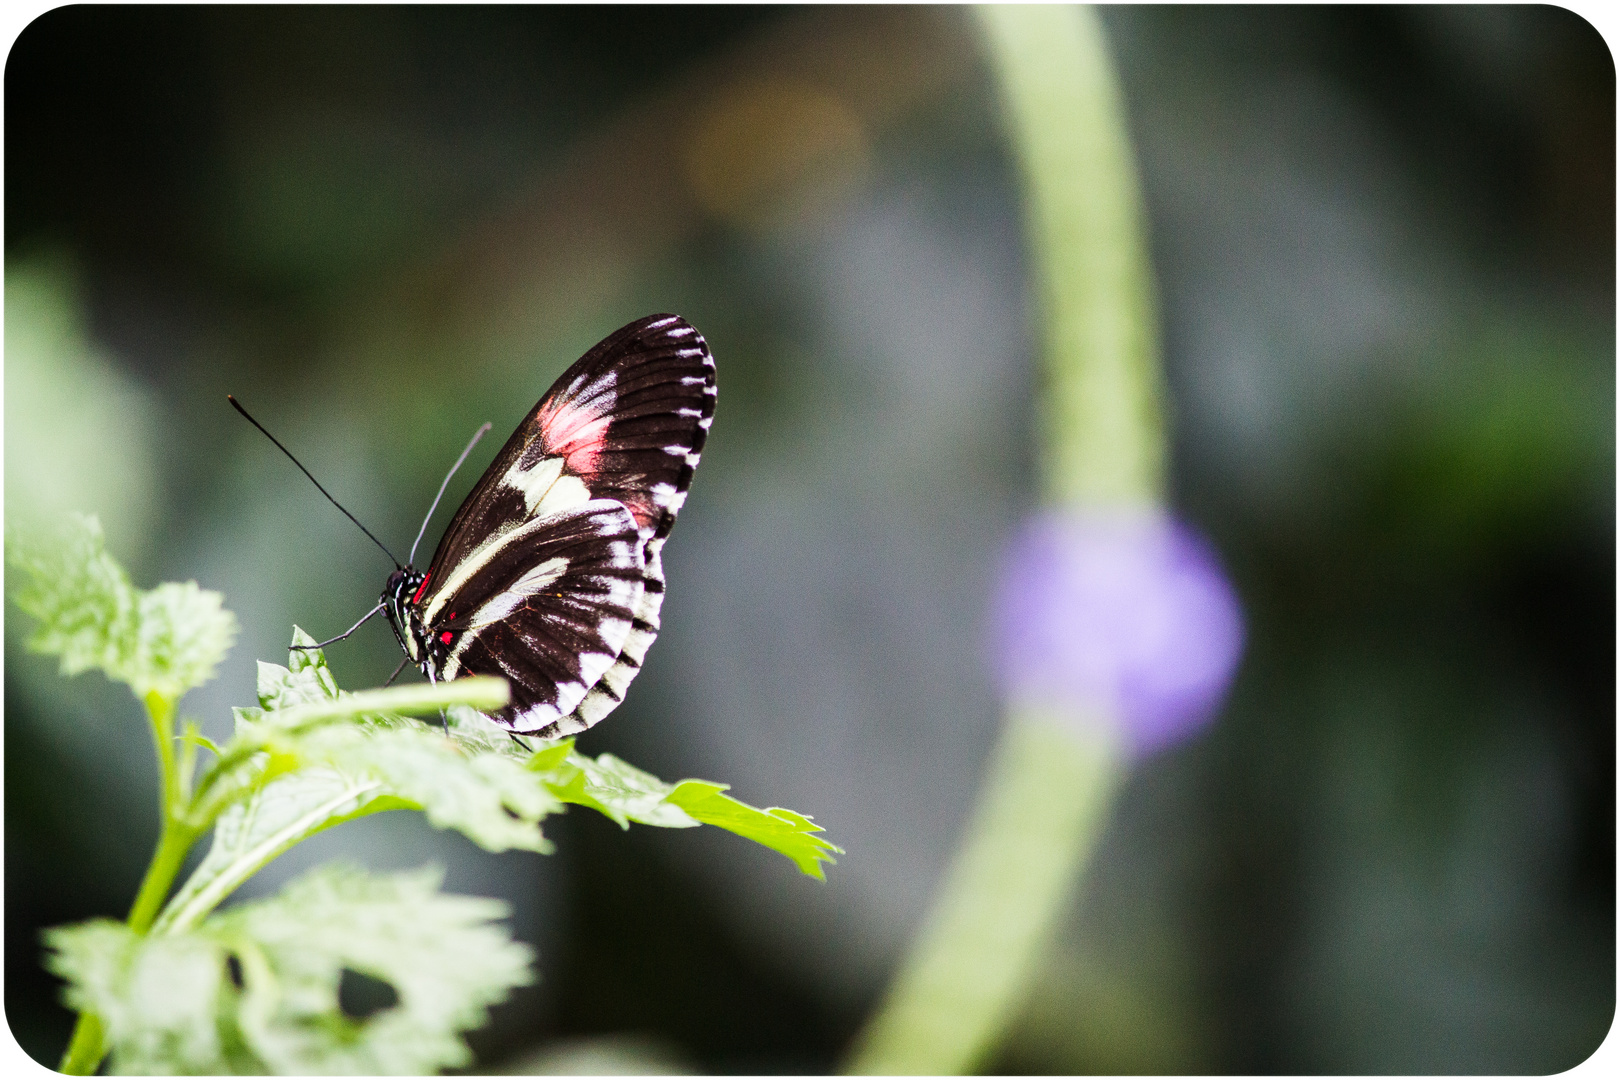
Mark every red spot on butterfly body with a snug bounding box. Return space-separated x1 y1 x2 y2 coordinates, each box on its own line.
411 572 432 604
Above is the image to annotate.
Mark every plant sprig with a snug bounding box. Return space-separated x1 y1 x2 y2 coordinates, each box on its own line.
9 514 841 1075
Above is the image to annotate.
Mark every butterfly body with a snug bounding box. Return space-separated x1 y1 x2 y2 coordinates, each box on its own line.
384 314 715 738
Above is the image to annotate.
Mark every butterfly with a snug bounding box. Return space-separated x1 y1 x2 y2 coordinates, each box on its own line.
386 314 717 737
238 314 715 739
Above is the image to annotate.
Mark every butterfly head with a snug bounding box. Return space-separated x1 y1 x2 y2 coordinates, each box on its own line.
382 567 429 664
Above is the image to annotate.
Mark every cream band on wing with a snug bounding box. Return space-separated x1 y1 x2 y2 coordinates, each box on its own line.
463 556 569 632
421 495 629 625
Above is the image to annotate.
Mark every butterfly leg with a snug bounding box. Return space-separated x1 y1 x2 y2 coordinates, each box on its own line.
506 732 534 754
291 601 386 650
424 665 451 735
383 655 411 687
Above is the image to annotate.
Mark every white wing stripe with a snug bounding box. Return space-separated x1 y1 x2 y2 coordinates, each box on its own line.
462 557 569 632
423 488 603 624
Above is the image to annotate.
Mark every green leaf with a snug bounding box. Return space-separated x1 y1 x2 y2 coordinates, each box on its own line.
240 654 547 853
50 865 534 1075
665 781 843 880
530 744 840 878
160 655 549 932
444 703 536 757
543 751 700 830
158 764 396 936
45 918 236 1075
166 644 840 934
132 581 238 700
523 733 576 771
296 721 564 853
7 513 237 700
443 703 842 876
218 864 533 1075
180 730 224 756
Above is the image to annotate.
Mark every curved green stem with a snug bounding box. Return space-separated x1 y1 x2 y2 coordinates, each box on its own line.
988 2 1165 508
844 5 1164 1073
252 676 511 732
847 710 1123 1073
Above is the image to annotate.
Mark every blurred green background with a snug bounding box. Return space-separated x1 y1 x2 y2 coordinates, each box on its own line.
5 5 1613 1073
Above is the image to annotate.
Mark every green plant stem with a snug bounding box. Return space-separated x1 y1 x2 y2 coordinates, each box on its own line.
60 691 201 1074
128 690 201 933
845 709 1123 1073
153 778 390 936
58 1013 106 1077
126 816 200 934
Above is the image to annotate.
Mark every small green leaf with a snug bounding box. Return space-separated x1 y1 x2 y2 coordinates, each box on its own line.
7 513 237 700
8 513 139 679
665 781 843 880
50 865 534 1075
180 730 224 755
256 628 339 710
131 580 238 699
525 735 576 772
531 747 840 877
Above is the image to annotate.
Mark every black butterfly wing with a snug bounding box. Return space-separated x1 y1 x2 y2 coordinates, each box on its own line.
431 500 645 735
417 314 716 734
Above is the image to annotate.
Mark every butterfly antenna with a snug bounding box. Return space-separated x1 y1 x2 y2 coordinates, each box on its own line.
409 421 492 567
228 395 403 570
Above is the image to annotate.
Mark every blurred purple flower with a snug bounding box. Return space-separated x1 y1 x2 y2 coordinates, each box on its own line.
991 511 1245 756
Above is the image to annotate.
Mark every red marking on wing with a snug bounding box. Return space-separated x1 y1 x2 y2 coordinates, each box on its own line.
411 572 432 605
440 631 453 644
537 398 612 478
626 501 658 531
